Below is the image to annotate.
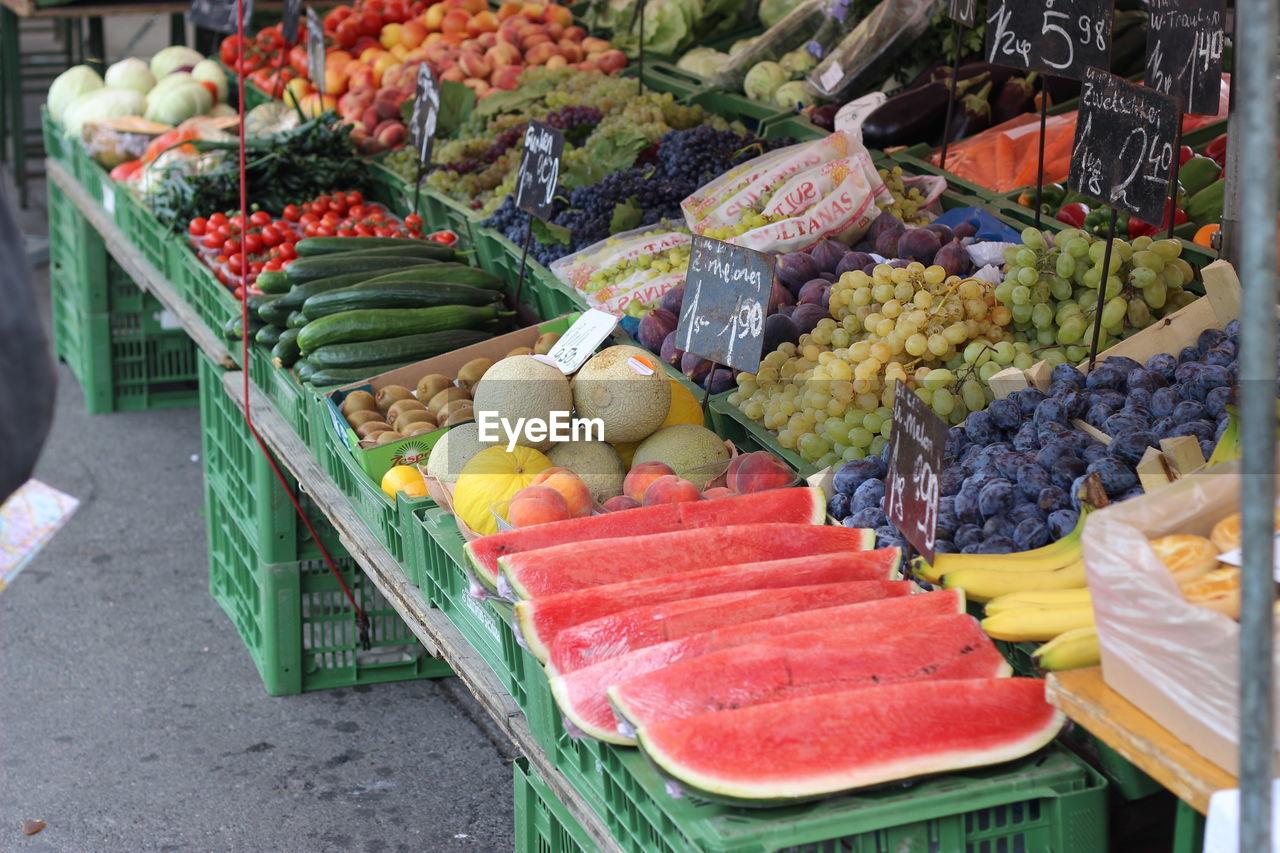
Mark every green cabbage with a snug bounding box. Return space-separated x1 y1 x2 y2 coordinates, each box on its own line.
144 81 211 125
47 65 104 124
779 48 817 76
758 0 800 27
743 61 788 102
676 47 728 78
104 57 155 95
150 46 204 79
191 60 228 104
62 88 145 137
772 80 817 109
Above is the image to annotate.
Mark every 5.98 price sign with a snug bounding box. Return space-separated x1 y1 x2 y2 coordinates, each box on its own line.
884 382 947 564
1069 67 1180 223
985 0 1111 79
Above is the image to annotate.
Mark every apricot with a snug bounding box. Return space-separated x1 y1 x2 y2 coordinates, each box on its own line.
477 32 498 48
460 0 487 13
544 54 567 70
441 9 471 34
509 486 572 528
602 495 642 512
462 78 491 96
485 42 521 66
642 475 702 506
489 64 523 89
458 51 491 78
521 2 545 21
544 3 574 26
623 461 675 503
401 20 429 47
360 45 384 63
423 2 447 29
531 467 593 518
524 41 557 65
545 21 564 39
496 1 523 18
441 65 467 82
564 24 586 40
581 36 610 53
376 120 407 147
727 451 796 493
522 33 552 51
381 22 405 49
467 9 499 35
557 40 583 62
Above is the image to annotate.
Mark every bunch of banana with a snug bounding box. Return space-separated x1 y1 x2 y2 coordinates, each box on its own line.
1032 626 1101 671
981 588 1099 670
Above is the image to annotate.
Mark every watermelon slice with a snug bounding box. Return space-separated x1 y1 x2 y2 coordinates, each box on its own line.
500 524 876 599
515 549 903 663
463 487 826 589
608 616 1010 735
548 591 966 744
636 678 1064 801
545 580 912 674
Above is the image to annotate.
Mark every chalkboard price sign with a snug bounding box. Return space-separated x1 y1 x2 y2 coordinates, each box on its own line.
948 0 976 28
1145 0 1225 116
674 236 775 375
307 8 326 95
984 0 1112 80
190 0 253 35
1069 67 1180 223
513 120 563 220
408 64 440 164
883 381 947 564
281 0 301 44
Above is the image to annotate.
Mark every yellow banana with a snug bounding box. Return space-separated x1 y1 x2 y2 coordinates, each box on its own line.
944 559 1087 603
913 512 1087 583
1032 626 1101 671
985 588 1093 615
981 602 1095 642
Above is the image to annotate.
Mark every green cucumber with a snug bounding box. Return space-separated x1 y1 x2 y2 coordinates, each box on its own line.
272 271 378 313
306 329 494 369
307 362 421 387
255 324 284 346
295 236 455 259
284 255 437 285
287 310 309 329
301 281 502 320
258 296 292 326
360 263 507 291
297 304 506 353
255 269 291 294
294 359 317 381
223 314 265 340
272 328 302 367
299 245 451 262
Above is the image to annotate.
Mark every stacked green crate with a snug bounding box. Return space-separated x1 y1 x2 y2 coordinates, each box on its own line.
198 354 451 694
514 759 594 853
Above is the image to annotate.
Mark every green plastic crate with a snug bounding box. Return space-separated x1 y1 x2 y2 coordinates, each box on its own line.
40 106 74 171
473 226 590 320
514 758 595 853
199 354 344 564
48 179 110 313
759 112 830 142
116 186 176 282
247 343 317 450
637 60 709 99
595 745 1107 853
707 391 820 478
173 242 244 360
890 142 1006 205
688 88 784 132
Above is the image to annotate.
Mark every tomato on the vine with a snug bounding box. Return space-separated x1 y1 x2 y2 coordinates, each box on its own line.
404 214 423 232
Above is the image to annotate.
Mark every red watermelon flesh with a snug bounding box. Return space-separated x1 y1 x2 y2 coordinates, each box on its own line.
499 524 876 599
515 549 902 663
547 591 965 744
608 615 1009 737
545 580 912 674
463 487 826 589
637 678 1064 801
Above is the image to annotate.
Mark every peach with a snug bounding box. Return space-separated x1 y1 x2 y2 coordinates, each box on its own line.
401 20 429 47
521 2 545 21
374 119 408 147
523 41 557 65
522 32 552 50
557 40 583 62
360 45 385 64
726 451 795 494
359 135 390 155
576 60 598 72
441 9 471 34
326 50 354 68
284 76 310 105
460 0 487 13
374 88 403 119
489 64 523 89
602 495 641 513
509 486 572 528
531 467 593 518
701 487 734 500
373 53 400 80
544 54 567 70
353 36 381 55
441 65 467 82
360 105 381 131
597 48 627 72
497 24 523 45
348 66 378 89
545 21 564 39
458 51 491 78
564 25 586 40
624 461 675 503
424 31 446 44
544 3 574 26
582 36 610 53
485 42 521 66
462 78 491 96
642 475 702 506
381 22 405 49
497 1 523 18
477 31 498 48
467 9 499 35
423 2 447 29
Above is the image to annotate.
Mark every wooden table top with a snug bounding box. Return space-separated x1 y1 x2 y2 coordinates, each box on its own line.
1046 667 1238 814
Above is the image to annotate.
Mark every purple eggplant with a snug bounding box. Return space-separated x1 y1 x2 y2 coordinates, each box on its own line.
990 73 1038 126
861 82 952 149
946 80 993 143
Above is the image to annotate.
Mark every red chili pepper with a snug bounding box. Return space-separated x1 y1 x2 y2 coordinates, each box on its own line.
1129 199 1187 238
1178 145 1195 166
1055 203 1090 228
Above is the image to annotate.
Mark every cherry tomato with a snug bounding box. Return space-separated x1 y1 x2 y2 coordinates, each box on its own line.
264 259 283 271
348 204 367 219
375 226 398 237
248 261 265 275
299 212 318 226
282 204 301 222
243 233 265 255
316 225 335 237
188 217 208 236
250 210 272 226
354 223 374 236
223 238 241 255
201 232 222 250
209 212 228 227
404 214 423 232
227 253 245 274
430 230 457 245
260 225 284 247
336 226 356 237
345 190 364 205
279 242 298 259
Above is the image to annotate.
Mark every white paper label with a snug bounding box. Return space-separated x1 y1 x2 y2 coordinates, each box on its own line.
818 61 844 94
1214 531 1280 581
544 309 619 375
102 185 115 214
1204 782 1280 853
158 309 181 330
834 92 887 136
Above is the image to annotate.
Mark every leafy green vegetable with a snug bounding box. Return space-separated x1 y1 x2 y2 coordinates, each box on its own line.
560 129 651 187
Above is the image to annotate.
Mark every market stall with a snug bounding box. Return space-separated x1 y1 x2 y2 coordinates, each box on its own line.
30 0 1279 845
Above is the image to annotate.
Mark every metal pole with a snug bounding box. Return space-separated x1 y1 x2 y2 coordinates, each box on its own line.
1220 6 1242 263
1236 0 1279 847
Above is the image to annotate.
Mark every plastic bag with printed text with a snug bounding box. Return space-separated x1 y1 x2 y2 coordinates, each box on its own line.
550 225 692 318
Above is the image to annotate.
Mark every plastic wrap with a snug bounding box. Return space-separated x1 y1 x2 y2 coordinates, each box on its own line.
806 0 935 101
708 0 859 91
1083 459 1280 776
549 225 692 317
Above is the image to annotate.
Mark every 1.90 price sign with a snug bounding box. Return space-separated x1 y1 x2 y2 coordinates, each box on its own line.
675 236 775 375
985 0 1111 80
1069 67 1180 223
883 382 947 564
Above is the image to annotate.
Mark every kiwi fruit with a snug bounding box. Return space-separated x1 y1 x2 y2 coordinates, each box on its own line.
375 384 415 412
403 421 437 437
340 390 377 417
506 346 534 358
355 420 394 439
428 386 471 418
440 400 475 426
346 409 388 429
395 409 436 433
416 373 453 403
387 398 428 421
373 430 406 446
534 333 561 355
456 358 494 392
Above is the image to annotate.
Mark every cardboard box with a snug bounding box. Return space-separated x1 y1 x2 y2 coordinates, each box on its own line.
322 316 577 484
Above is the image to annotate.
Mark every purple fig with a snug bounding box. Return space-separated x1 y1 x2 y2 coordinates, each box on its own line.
873 229 900 258
897 228 941 264
659 330 683 366
791 303 830 334
808 239 846 274
934 240 972 277
769 279 792 315
953 221 978 240
637 308 677 352
835 251 874 277
681 352 712 384
861 262 880 276
777 304 797 317
763 312 800 352
704 365 736 394
867 211 905 244
798 279 830 308
659 283 684 316
923 222 955 243
775 252 819 290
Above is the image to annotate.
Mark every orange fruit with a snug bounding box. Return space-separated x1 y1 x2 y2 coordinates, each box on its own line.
1149 534 1219 584
381 464 428 499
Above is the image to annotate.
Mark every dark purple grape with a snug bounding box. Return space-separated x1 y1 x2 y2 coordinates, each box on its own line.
1107 430 1158 465
1087 456 1138 496
954 524 984 549
1012 517 1050 550
1038 485 1070 512
827 493 851 519
1047 509 1080 539
978 479 1016 518
983 516 1015 539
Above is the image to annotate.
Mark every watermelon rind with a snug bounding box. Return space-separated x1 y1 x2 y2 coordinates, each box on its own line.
549 674 635 745
633 686 1066 804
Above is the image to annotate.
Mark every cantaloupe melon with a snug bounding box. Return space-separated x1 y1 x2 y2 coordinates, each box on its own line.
632 424 730 489
471 355 572 451
453 445 554 536
547 440 625 502
571 346 670 444
425 422 496 483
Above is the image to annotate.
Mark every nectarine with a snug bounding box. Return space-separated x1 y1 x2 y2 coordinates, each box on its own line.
642 475 702 506
624 461 675 503
509 486 572 528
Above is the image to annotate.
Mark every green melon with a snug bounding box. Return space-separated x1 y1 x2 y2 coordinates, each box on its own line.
548 440 625 502
471 355 572 451
632 424 731 489
425 422 497 483
571 346 670 444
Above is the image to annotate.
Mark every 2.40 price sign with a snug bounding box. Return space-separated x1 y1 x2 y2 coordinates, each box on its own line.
1069 67 1180 223
675 236 775 375
985 0 1111 80
883 382 947 564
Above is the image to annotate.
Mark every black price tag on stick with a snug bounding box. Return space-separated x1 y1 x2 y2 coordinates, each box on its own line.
984 0 1112 80
409 64 440 164
190 0 253 35
513 121 563 220
281 0 301 43
948 0 976 28
674 236 775 375
1069 68 1180 222
884 382 947 564
1145 0 1225 115
307 8 326 96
